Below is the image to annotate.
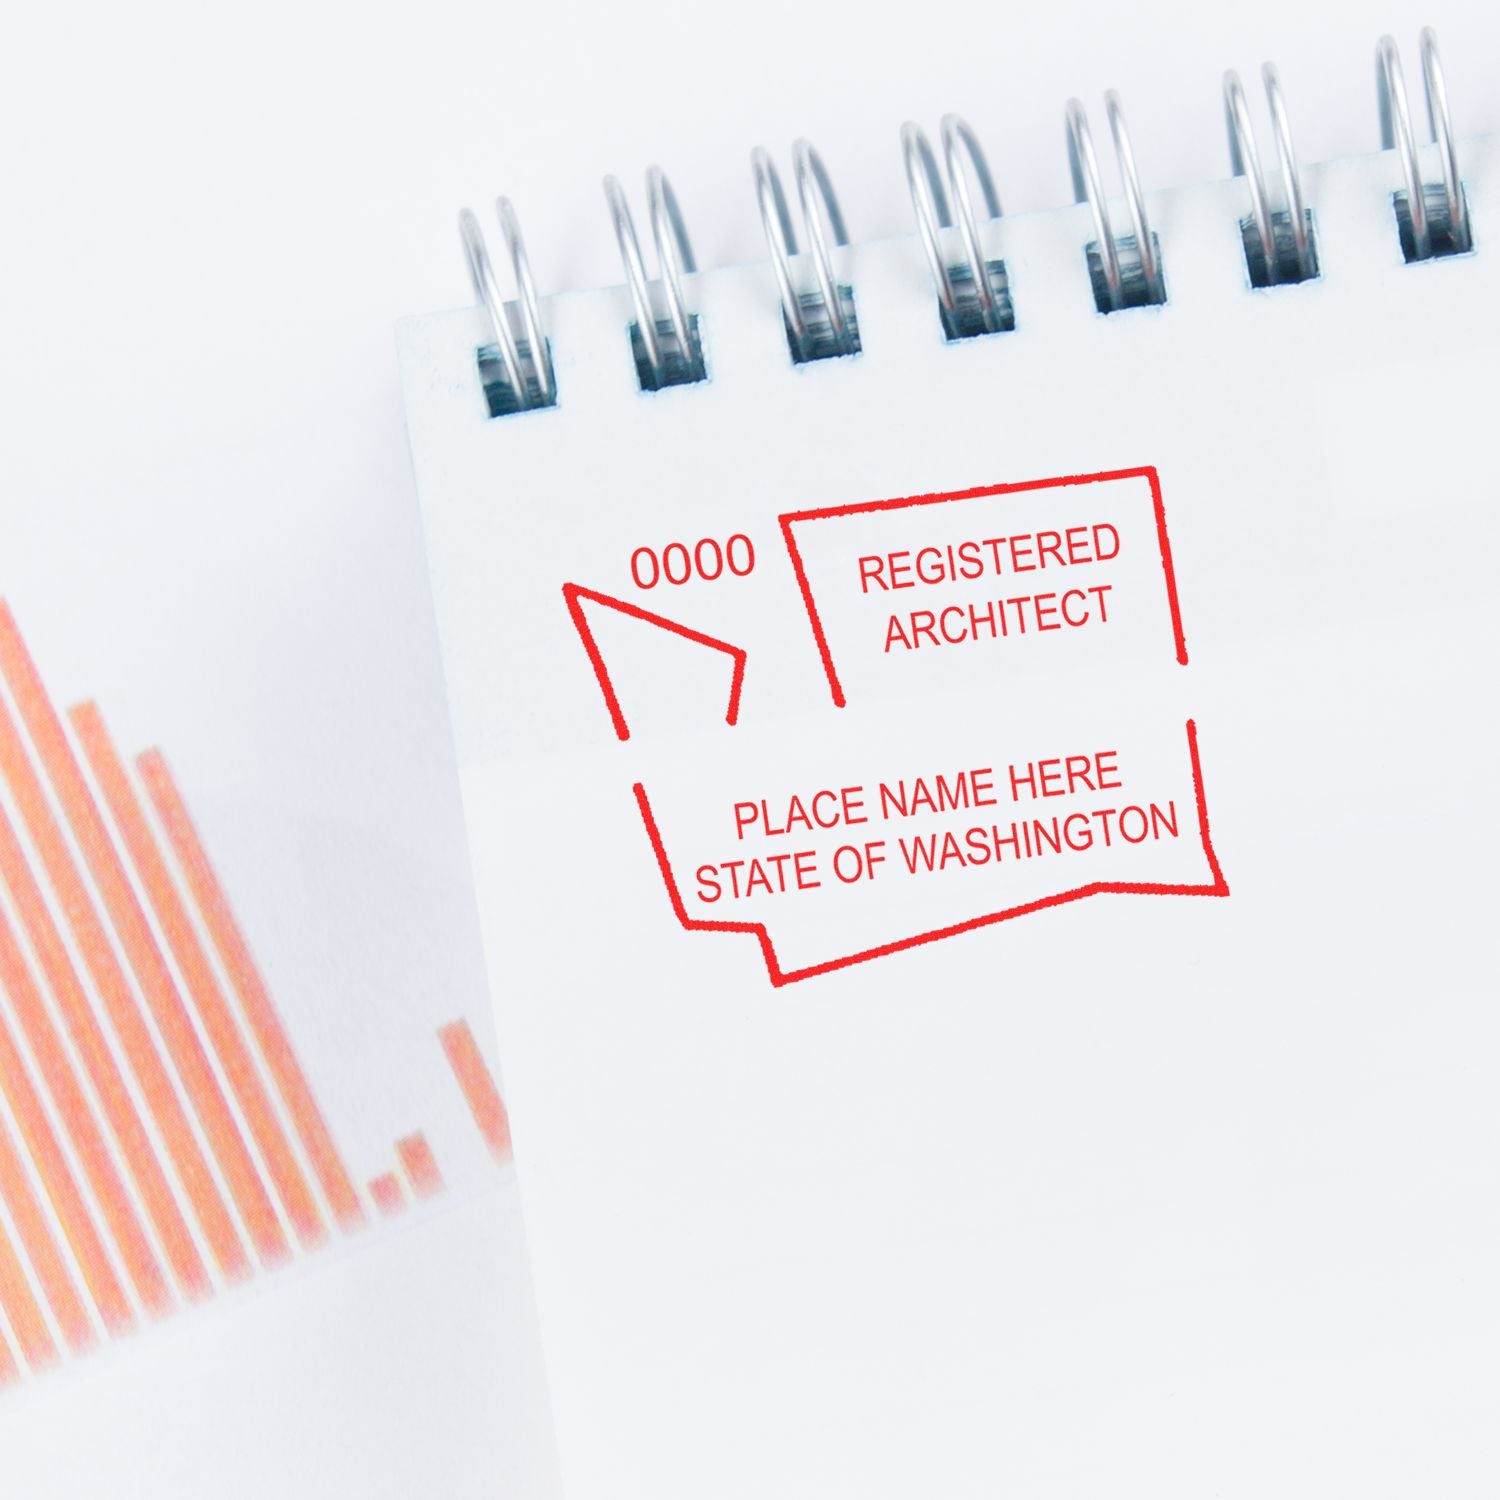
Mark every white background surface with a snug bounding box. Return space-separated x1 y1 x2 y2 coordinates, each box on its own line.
1 1 1498 1496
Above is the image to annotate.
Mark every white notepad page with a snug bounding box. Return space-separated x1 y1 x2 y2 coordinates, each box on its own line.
402 137 1499 1499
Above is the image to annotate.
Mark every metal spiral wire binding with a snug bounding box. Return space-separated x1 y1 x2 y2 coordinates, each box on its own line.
1066 91 1164 311
1224 64 1316 285
1420 30 1467 246
1377 28 1471 259
448 24 1481 409
752 141 860 361
901 116 1011 337
1377 36 1430 256
603 169 705 388
458 198 555 414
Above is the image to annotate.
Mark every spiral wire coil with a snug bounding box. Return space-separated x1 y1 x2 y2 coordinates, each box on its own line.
901 116 1011 337
1065 91 1165 311
458 27 1472 416
603 169 705 388
1377 28 1471 259
751 141 861 361
458 198 555 414
1224 64 1317 285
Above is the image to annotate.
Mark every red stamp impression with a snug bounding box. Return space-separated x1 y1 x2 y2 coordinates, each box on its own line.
566 466 1228 987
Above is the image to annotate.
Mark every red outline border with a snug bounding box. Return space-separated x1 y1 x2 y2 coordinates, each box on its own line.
634 718 1228 987
562 584 747 742
778 466 1188 710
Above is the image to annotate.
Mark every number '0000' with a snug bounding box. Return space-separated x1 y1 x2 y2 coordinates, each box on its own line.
630 536 755 589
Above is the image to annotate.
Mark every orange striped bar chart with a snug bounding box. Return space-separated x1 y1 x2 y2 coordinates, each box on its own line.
0 602 512 1388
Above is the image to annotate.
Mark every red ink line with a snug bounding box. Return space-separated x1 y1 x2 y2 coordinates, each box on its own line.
1145 468 1190 666
777 515 845 708
782 465 1162 525
779 465 1188 708
633 718 1228 988
1185 717 1228 895
562 583 746 741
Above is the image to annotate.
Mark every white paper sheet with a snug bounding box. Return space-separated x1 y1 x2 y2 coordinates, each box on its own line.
403 138 1500 1498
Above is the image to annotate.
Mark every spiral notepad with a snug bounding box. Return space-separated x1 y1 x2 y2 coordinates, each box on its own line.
400 28 1498 1500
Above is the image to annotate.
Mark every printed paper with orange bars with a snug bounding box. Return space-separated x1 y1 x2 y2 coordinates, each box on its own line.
0 604 513 1388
